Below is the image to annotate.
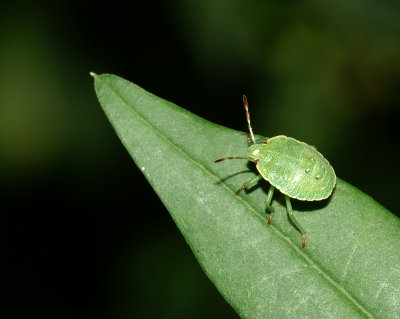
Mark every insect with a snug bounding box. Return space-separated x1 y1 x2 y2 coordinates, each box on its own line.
215 96 336 247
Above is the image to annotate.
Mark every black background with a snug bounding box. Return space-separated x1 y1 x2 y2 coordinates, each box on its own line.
3 1 400 318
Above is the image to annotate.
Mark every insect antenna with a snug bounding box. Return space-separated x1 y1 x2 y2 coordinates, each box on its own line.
215 157 248 163
243 95 256 145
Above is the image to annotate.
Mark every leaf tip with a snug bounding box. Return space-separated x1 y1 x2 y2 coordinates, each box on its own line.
89 71 97 78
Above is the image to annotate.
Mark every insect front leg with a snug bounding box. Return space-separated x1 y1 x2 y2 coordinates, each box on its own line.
265 185 275 224
235 174 263 195
285 196 307 248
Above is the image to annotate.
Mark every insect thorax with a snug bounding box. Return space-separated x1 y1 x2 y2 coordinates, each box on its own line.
246 136 336 200
247 143 266 161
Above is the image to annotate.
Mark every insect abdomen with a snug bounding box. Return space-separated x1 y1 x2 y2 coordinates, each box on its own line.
256 136 336 201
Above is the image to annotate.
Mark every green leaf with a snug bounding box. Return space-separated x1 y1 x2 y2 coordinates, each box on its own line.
93 73 400 318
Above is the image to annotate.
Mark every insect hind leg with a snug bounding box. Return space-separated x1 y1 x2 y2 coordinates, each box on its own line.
285 195 307 248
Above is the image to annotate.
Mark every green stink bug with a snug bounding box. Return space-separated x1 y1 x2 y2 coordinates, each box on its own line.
215 96 336 248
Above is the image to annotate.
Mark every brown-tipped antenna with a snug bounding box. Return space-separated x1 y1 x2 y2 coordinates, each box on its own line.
214 157 248 163
243 95 256 145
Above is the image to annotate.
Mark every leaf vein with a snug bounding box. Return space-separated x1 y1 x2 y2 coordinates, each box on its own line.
98 75 375 318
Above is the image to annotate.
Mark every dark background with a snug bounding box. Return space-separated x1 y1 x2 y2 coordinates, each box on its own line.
3 1 400 318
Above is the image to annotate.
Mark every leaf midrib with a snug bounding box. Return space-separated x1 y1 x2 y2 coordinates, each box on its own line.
97 75 374 318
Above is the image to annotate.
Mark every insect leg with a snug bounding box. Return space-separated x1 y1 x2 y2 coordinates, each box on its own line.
265 185 275 224
285 195 307 248
235 174 262 195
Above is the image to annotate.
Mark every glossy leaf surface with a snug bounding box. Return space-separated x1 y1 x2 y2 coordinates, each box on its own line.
93 73 400 319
